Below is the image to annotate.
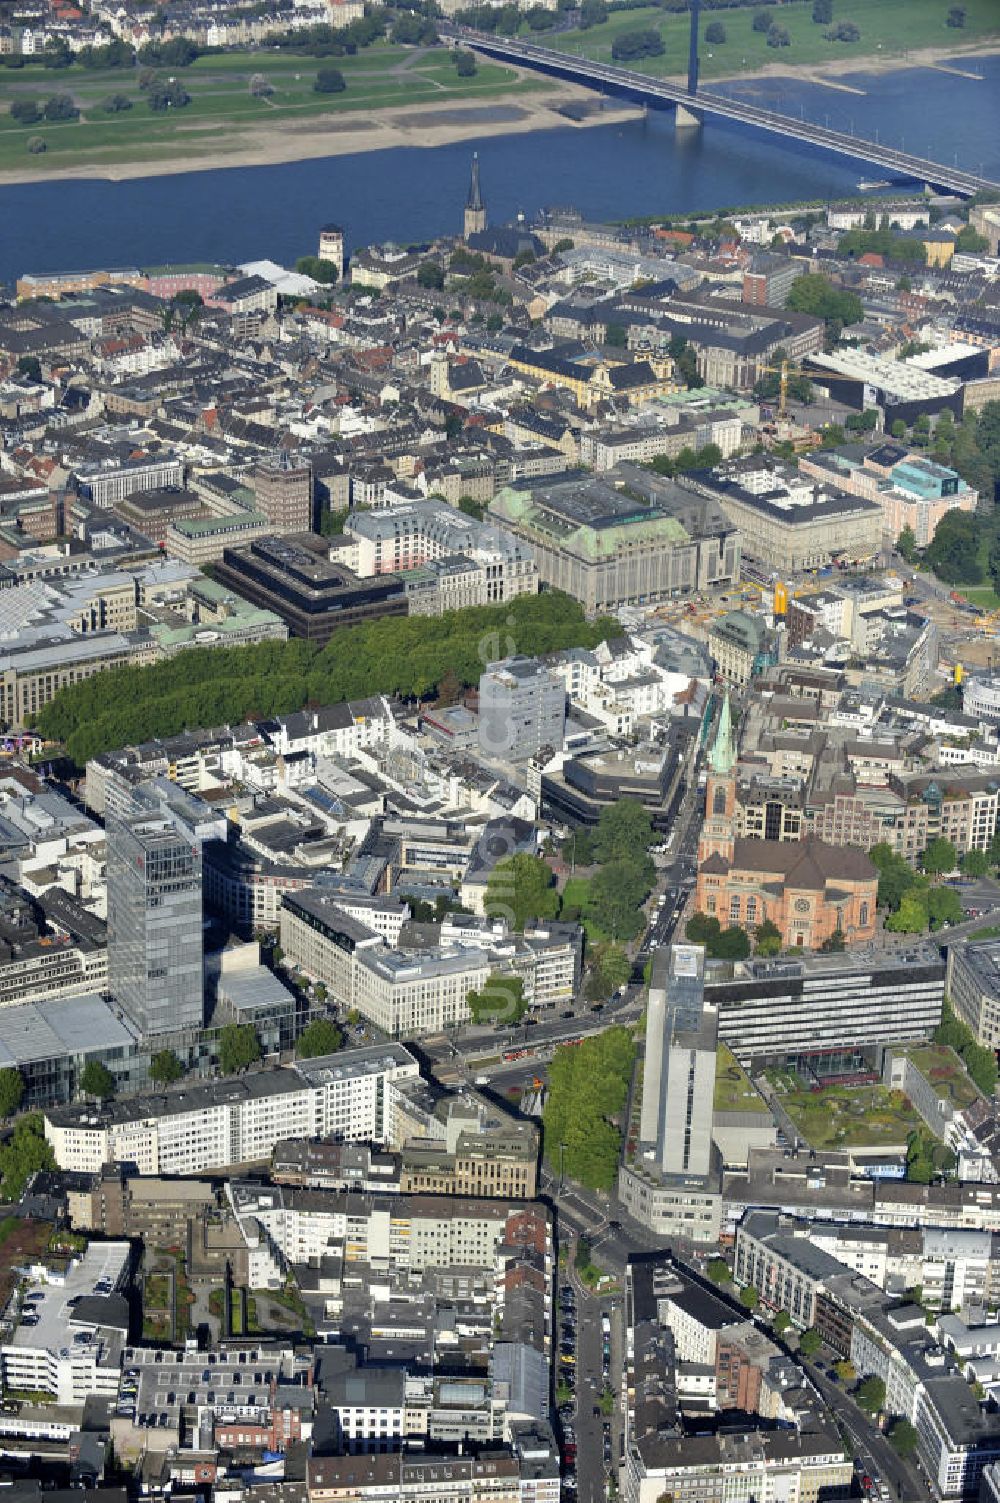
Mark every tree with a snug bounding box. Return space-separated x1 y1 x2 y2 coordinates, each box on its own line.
594 799 653 864
26 136 46 154
101 93 133 113
0 1067 24 1119
79 1060 115 1100
834 1359 856 1383
249 73 274 98
707 1257 730 1285
767 23 791 46
0 1115 55 1202
947 4 966 24
586 859 654 941
36 594 617 768
897 523 918 561
16 355 42 383
827 19 859 40
580 0 608 25
811 0 832 19
148 80 191 111
295 254 339 284
687 912 722 946
43 39 72 68
10 98 41 124
754 919 783 957
485 853 559 931
962 848 990 877
927 885 962 931
714 926 752 960
43 92 78 121
798 1327 822 1357
870 841 919 912
542 1026 636 1191
296 1017 343 1058
885 890 929 934
218 1023 262 1075
786 274 863 330
772 1310 791 1334
589 943 632 1000
740 1284 759 1309
417 261 445 290
889 1419 919 1456
454 49 477 76
149 1050 184 1086
751 9 772 30
956 224 989 253
921 837 957 875
314 67 346 93
605 322 628 348
820 927 846 952
856 1375 886 1415
610 27 664 60
704 20 726 43
963 1041 998 1096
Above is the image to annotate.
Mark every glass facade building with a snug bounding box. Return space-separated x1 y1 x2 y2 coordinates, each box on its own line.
107 812 204 1039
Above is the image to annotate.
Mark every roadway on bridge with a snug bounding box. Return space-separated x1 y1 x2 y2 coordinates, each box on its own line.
454 29 1000 197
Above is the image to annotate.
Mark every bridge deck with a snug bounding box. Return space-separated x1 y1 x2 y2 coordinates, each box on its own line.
459 31 999 198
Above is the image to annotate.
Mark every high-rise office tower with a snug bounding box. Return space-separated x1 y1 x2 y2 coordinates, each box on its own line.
107 811 204 1040
478 656 566 763
639 943 716 1178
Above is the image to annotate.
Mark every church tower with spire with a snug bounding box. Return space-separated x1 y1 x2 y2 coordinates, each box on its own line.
697 694 737 866
463 152 486 241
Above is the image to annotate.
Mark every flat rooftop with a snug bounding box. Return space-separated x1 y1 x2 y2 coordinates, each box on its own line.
11 1241 130 1355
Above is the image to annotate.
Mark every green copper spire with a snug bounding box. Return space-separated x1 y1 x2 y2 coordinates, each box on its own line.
709 693 735 776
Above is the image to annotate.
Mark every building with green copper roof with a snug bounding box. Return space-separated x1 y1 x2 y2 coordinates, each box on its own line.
488 465 739 615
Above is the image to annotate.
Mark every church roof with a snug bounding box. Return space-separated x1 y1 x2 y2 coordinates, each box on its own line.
699 852 731 875
727 836 875 889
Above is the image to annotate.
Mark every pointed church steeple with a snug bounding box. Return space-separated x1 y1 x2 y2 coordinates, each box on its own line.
709 692 735 777
698 693 737 868
464 152 486 241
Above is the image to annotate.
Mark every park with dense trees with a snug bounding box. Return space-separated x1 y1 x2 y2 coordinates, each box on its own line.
35 592 616 767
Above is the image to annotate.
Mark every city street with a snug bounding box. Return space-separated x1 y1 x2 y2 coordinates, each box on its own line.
804 1357 931 1503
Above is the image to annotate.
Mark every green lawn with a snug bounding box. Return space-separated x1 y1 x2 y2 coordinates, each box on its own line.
767 1071 920 1149
538 0 1000 83
0 44 539 174
904 1043 982 1109
715 1045 770 1115
558 874 610 941
961 586 1000 610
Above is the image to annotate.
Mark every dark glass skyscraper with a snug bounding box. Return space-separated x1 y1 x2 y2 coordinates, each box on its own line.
106 812 203 1040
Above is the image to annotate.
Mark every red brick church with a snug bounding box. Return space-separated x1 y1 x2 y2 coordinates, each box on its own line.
694 696 878 950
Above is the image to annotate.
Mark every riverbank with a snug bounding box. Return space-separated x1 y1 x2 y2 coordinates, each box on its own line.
0 82 640 187
703 40 999 89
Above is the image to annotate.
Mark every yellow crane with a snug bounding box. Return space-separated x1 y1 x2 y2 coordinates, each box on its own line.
757 357 804 420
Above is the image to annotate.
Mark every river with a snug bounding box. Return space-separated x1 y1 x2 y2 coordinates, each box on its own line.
2 52 998 284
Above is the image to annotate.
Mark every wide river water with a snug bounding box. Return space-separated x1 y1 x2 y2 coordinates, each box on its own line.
2 52 999 284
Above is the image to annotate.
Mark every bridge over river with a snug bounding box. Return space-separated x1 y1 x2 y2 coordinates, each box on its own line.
457 30 1000 198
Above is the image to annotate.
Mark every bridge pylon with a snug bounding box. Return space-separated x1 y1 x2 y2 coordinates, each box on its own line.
687 0 700 95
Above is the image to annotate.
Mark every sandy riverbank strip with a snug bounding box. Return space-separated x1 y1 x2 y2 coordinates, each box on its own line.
0 81 642 187
696 38 998 88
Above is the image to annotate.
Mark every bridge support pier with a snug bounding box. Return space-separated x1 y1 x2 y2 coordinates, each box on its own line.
675 102 702 128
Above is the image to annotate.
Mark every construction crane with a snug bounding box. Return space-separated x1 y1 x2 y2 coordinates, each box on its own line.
757 357 792 419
